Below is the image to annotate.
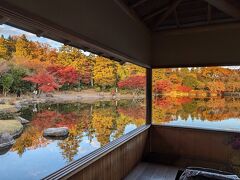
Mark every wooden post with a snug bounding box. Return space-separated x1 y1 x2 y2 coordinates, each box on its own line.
146 68 152 124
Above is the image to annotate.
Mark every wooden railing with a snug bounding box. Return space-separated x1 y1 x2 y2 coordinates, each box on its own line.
44 125 150 180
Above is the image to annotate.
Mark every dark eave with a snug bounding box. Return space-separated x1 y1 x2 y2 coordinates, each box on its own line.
1 0 240 68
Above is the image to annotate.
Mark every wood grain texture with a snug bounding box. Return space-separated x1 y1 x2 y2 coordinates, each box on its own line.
66 127 149 180
150 125 240 175
124 162 179 180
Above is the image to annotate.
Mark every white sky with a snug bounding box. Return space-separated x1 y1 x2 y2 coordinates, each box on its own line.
0 24 90 55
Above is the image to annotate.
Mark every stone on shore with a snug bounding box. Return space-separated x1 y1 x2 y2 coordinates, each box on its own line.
0 133 15 151
0 99 6 104
43 127 69 138
0 120 23 138
16 116 30 124
0 104 18 114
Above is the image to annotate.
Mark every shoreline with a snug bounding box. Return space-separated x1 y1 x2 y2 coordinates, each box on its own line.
0 90 145 112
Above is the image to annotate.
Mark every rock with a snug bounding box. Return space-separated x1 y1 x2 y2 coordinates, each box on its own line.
46 93 54 97
0 99 5 104
0 120 23 138
0 105 18 114
16 116 30 124
43 127 69 138
0 133 15 151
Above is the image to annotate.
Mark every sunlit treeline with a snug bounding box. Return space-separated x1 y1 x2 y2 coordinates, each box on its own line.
0 35 145 95
153 67 240 96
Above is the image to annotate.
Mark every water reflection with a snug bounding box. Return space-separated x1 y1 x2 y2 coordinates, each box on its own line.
0 100 145 180
153 97 240 131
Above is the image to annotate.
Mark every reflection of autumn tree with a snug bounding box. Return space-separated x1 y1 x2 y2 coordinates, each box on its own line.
58 127 82 162
153 97 240 123
12 101 145 159
92 108 114 146
12 126 48 156
114 114 132 138
57 107 94 162
31 110 79 130
117 106 145 127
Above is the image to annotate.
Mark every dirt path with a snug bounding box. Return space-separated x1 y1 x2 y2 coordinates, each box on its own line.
0 90 144 109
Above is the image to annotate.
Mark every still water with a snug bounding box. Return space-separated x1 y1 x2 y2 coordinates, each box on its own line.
0 100 146 180
153 97 240 131
1 97 240 179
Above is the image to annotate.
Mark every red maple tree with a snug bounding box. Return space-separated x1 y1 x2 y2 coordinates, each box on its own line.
154 80 173 94
47 65 79 85
118 75 146 89
23 72 59 92
175 85 192 92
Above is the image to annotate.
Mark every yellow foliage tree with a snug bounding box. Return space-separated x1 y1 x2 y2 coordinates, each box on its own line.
93 56 118 89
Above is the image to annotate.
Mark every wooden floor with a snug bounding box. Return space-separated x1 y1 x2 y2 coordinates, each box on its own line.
124 162 179 180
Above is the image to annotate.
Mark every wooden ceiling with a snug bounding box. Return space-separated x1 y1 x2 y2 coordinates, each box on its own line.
120 0 240 31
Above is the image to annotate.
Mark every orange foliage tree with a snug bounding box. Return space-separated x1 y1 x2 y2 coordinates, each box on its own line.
23 72 59 92
154 80 173 94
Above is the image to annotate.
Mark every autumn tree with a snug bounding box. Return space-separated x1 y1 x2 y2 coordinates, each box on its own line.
23 72 59 92
152 69 167 84
154 80 173 94
57 45 82 67
182 75 199 89
14 35 32 58
206 81 225 94
93 56 118 89
0 36 8 59
175 85 192 92
118 75 146 94
47 65 79 87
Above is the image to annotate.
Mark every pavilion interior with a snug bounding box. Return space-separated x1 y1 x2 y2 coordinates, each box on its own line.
1 0 240 179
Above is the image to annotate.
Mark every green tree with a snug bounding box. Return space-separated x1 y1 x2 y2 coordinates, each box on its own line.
182 75 199 89
1 73 14 96
10 66 31 93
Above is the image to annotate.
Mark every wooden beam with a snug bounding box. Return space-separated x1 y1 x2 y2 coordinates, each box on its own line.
154 0 183 29
114 0 147 29
174 9 180 27
146 68 152 125
205 0 240 18
35 30 45 37
0 15 9 24
207 3 212 24
154 18 237 31
143 7 168 21
131 0 148 8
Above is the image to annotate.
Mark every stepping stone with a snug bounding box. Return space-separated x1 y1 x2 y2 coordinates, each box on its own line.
43 127 69 138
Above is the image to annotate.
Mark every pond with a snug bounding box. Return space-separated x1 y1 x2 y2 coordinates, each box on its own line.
2 96 240 179
0 99 146 180
153 96 240 131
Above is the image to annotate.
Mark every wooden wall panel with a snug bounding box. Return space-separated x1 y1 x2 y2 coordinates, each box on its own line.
150 125 240 174
66 127 149 180
152 23 240 68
